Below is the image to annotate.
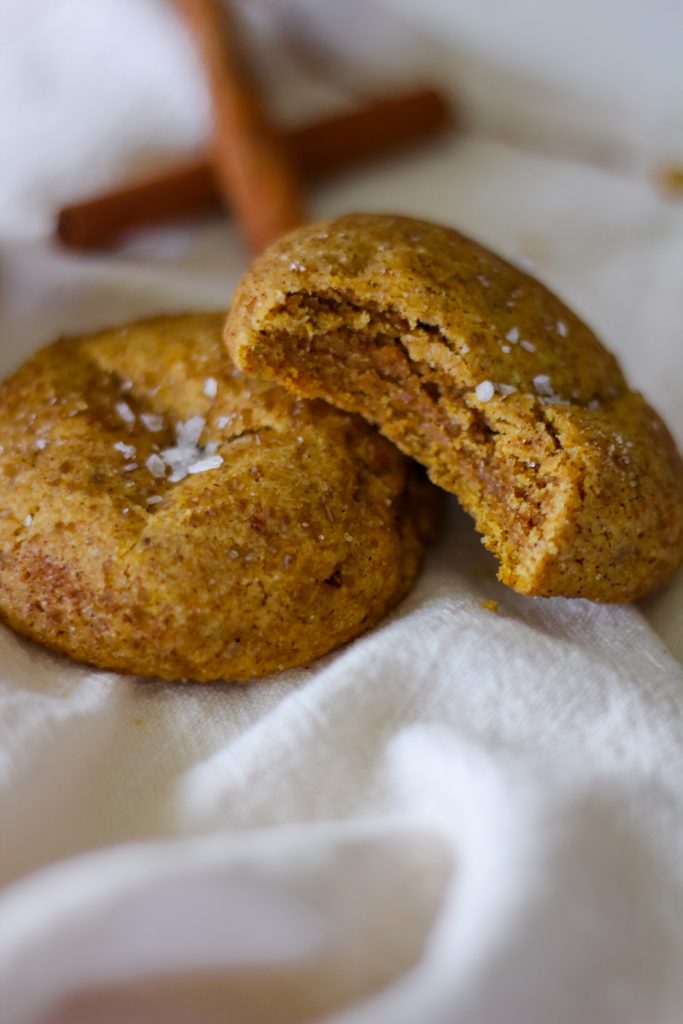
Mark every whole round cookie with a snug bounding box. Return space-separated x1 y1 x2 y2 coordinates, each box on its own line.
0 313 439 681
225 213 683 602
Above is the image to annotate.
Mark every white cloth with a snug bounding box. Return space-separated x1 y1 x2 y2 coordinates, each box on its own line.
2 2 683 1022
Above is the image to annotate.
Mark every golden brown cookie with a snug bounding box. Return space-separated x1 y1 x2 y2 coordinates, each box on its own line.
0 313 439 681
226 213 683 602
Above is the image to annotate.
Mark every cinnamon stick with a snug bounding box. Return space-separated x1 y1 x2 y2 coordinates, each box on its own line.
57 160 218 250
174 0 306 252
56 89 452 250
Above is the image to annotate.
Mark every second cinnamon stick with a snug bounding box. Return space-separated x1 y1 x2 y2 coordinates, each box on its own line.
57 89 453 250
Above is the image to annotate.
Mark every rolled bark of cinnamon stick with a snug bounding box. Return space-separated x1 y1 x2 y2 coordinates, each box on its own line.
56 89 453 250
175 0 307 252
57 161 218 250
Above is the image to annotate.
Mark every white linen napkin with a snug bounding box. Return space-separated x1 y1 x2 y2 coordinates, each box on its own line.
1 2 683 1022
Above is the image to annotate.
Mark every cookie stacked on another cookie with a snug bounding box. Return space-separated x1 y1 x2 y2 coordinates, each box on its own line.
225 213 683 601
0 313 439 680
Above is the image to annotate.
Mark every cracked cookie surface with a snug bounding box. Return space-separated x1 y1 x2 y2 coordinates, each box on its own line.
0 312 439 680
226 213 683 601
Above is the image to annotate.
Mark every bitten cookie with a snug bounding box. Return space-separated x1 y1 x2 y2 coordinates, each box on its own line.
226 213 683 602
0 313 439 681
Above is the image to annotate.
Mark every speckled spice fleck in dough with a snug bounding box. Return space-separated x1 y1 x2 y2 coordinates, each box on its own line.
226 213 683 602
0 313 439 681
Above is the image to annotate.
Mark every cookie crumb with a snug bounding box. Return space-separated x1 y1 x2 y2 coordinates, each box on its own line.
481 599 498 613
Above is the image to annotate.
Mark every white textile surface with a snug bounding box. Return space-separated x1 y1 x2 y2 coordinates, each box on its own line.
2 2 683 1022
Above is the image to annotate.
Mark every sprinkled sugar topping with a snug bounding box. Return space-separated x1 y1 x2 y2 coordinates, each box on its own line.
111 394 225 488
506 328 536 352
531 374 569 405
140 412 164 433
158 416 223 483
533 374 554 397
557 320 568 337
475 380 517 403
176 415 205 447
145 454 166 478
115 401 135 425
113 441 136 460
187 454 223 475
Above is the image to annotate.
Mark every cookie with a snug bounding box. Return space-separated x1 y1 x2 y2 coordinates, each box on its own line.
0 313 439 681
225 213 683 601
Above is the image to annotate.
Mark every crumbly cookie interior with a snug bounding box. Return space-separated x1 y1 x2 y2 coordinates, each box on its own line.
232 286 683 601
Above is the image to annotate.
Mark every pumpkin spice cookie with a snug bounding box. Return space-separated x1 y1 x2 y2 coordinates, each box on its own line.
0 313 439 681
226 213 683 602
